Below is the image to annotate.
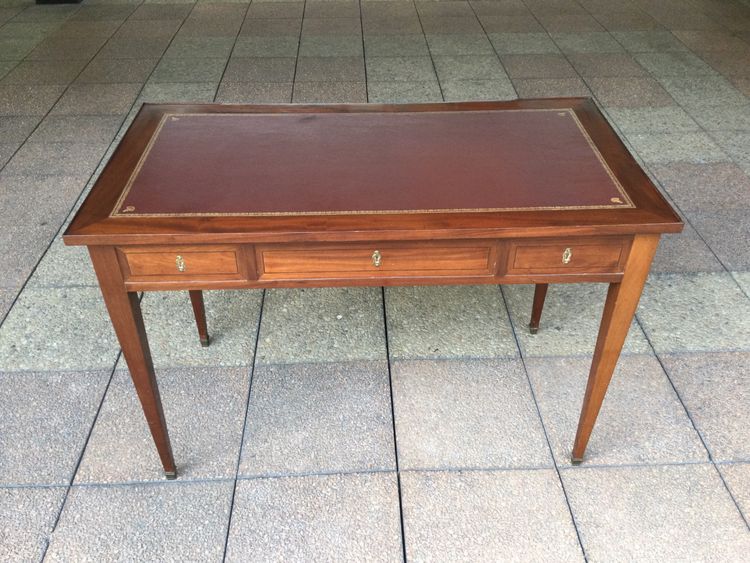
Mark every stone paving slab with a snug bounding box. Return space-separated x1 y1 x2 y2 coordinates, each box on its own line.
363 34 430 57
141 289 262 368
215 81 293 103
46 480 233 562
0 370 109 486
658 75 748 107
50 83 142 116
649 162 750 212
0 288 14 321
690 208 750 270
292 80 367 102
27 115 122 145
526 354 707 467
0 224 59 290
386 285 518 360
367 80 442 103
27 235 98 289
75 56 158 84
401 469 584 562
234 35 300 58
226 472 402 562
432 54 508 81
3 141 105 178
137 81 218 103
239 361 395 478
257 287 386 364
442 77 516 100
488 32 560 54
150 56 227 83
626 131 729 163
733 271 750 295
0 287 119 371
426 34 495 56
513 76 590 97
0 485 67 562
392 358 551 470
719 463 750 523
638 273 750 353
650 220 724 273
76 366 250 484
562 464 750 561
605 106 700 134
1 58 87 85
687 103 750 131
661 352 750 462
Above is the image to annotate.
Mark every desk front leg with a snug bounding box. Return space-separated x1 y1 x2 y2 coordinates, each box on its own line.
89 246 177 479
572 234 660 463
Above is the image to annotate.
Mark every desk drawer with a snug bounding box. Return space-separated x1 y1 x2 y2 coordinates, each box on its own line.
119 246 240 279
257 242 498 280
507 238 628 275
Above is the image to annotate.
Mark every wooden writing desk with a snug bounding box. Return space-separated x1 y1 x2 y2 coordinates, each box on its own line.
64 100 683 479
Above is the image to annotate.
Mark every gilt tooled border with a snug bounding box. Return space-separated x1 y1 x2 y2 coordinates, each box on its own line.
110 108 635 218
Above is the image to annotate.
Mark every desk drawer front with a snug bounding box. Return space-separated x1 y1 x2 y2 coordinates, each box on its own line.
507 238 628 275
258 242 497 279
120 246 240 279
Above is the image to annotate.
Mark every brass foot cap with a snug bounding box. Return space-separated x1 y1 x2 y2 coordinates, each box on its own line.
164 470 178 480
200 337 210 347
571 456 583 466
529 325 539 334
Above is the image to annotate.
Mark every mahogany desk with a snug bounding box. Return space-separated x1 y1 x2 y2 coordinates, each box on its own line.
64 100 683 479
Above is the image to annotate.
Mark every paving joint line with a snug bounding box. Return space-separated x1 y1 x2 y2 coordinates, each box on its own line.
0 0 198 330
4 4 208 555
39 288 152 556
358 0 368 102
221 288 266 563
381 287 409 563
38 349 123 560
412 0 445 102
0 1 116 178
634 315 750 531
212 0 252 104
498 284 590 562
289 0 308 103
467 0 520 99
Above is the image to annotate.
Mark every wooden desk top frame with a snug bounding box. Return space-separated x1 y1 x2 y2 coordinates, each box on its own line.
65 99 682 479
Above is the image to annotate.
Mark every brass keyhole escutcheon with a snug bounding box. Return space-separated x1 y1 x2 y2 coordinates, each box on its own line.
562 247 572 264
372 250 382 267
176 255 186 272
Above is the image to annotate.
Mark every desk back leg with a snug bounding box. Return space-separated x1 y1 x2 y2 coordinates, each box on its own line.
189 290 210 347
529 283 549 334
571 234 660 464
89 246 178 479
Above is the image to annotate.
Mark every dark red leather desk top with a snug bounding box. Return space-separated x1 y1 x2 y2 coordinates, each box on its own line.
112 108 632 217
64 100 684 245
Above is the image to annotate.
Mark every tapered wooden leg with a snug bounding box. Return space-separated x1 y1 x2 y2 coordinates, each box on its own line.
89 246 177 479
572 234 660 464
529 283 548 334
189 290 210 347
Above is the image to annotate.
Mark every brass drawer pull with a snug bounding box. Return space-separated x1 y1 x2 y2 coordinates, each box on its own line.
176 255 186 272
372 250 382 267
562 247 572 264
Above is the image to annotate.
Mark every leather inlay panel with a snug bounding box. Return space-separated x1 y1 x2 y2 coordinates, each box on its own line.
113 109 633 217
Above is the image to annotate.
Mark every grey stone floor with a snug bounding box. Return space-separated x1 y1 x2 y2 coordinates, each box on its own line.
0 0 749 560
